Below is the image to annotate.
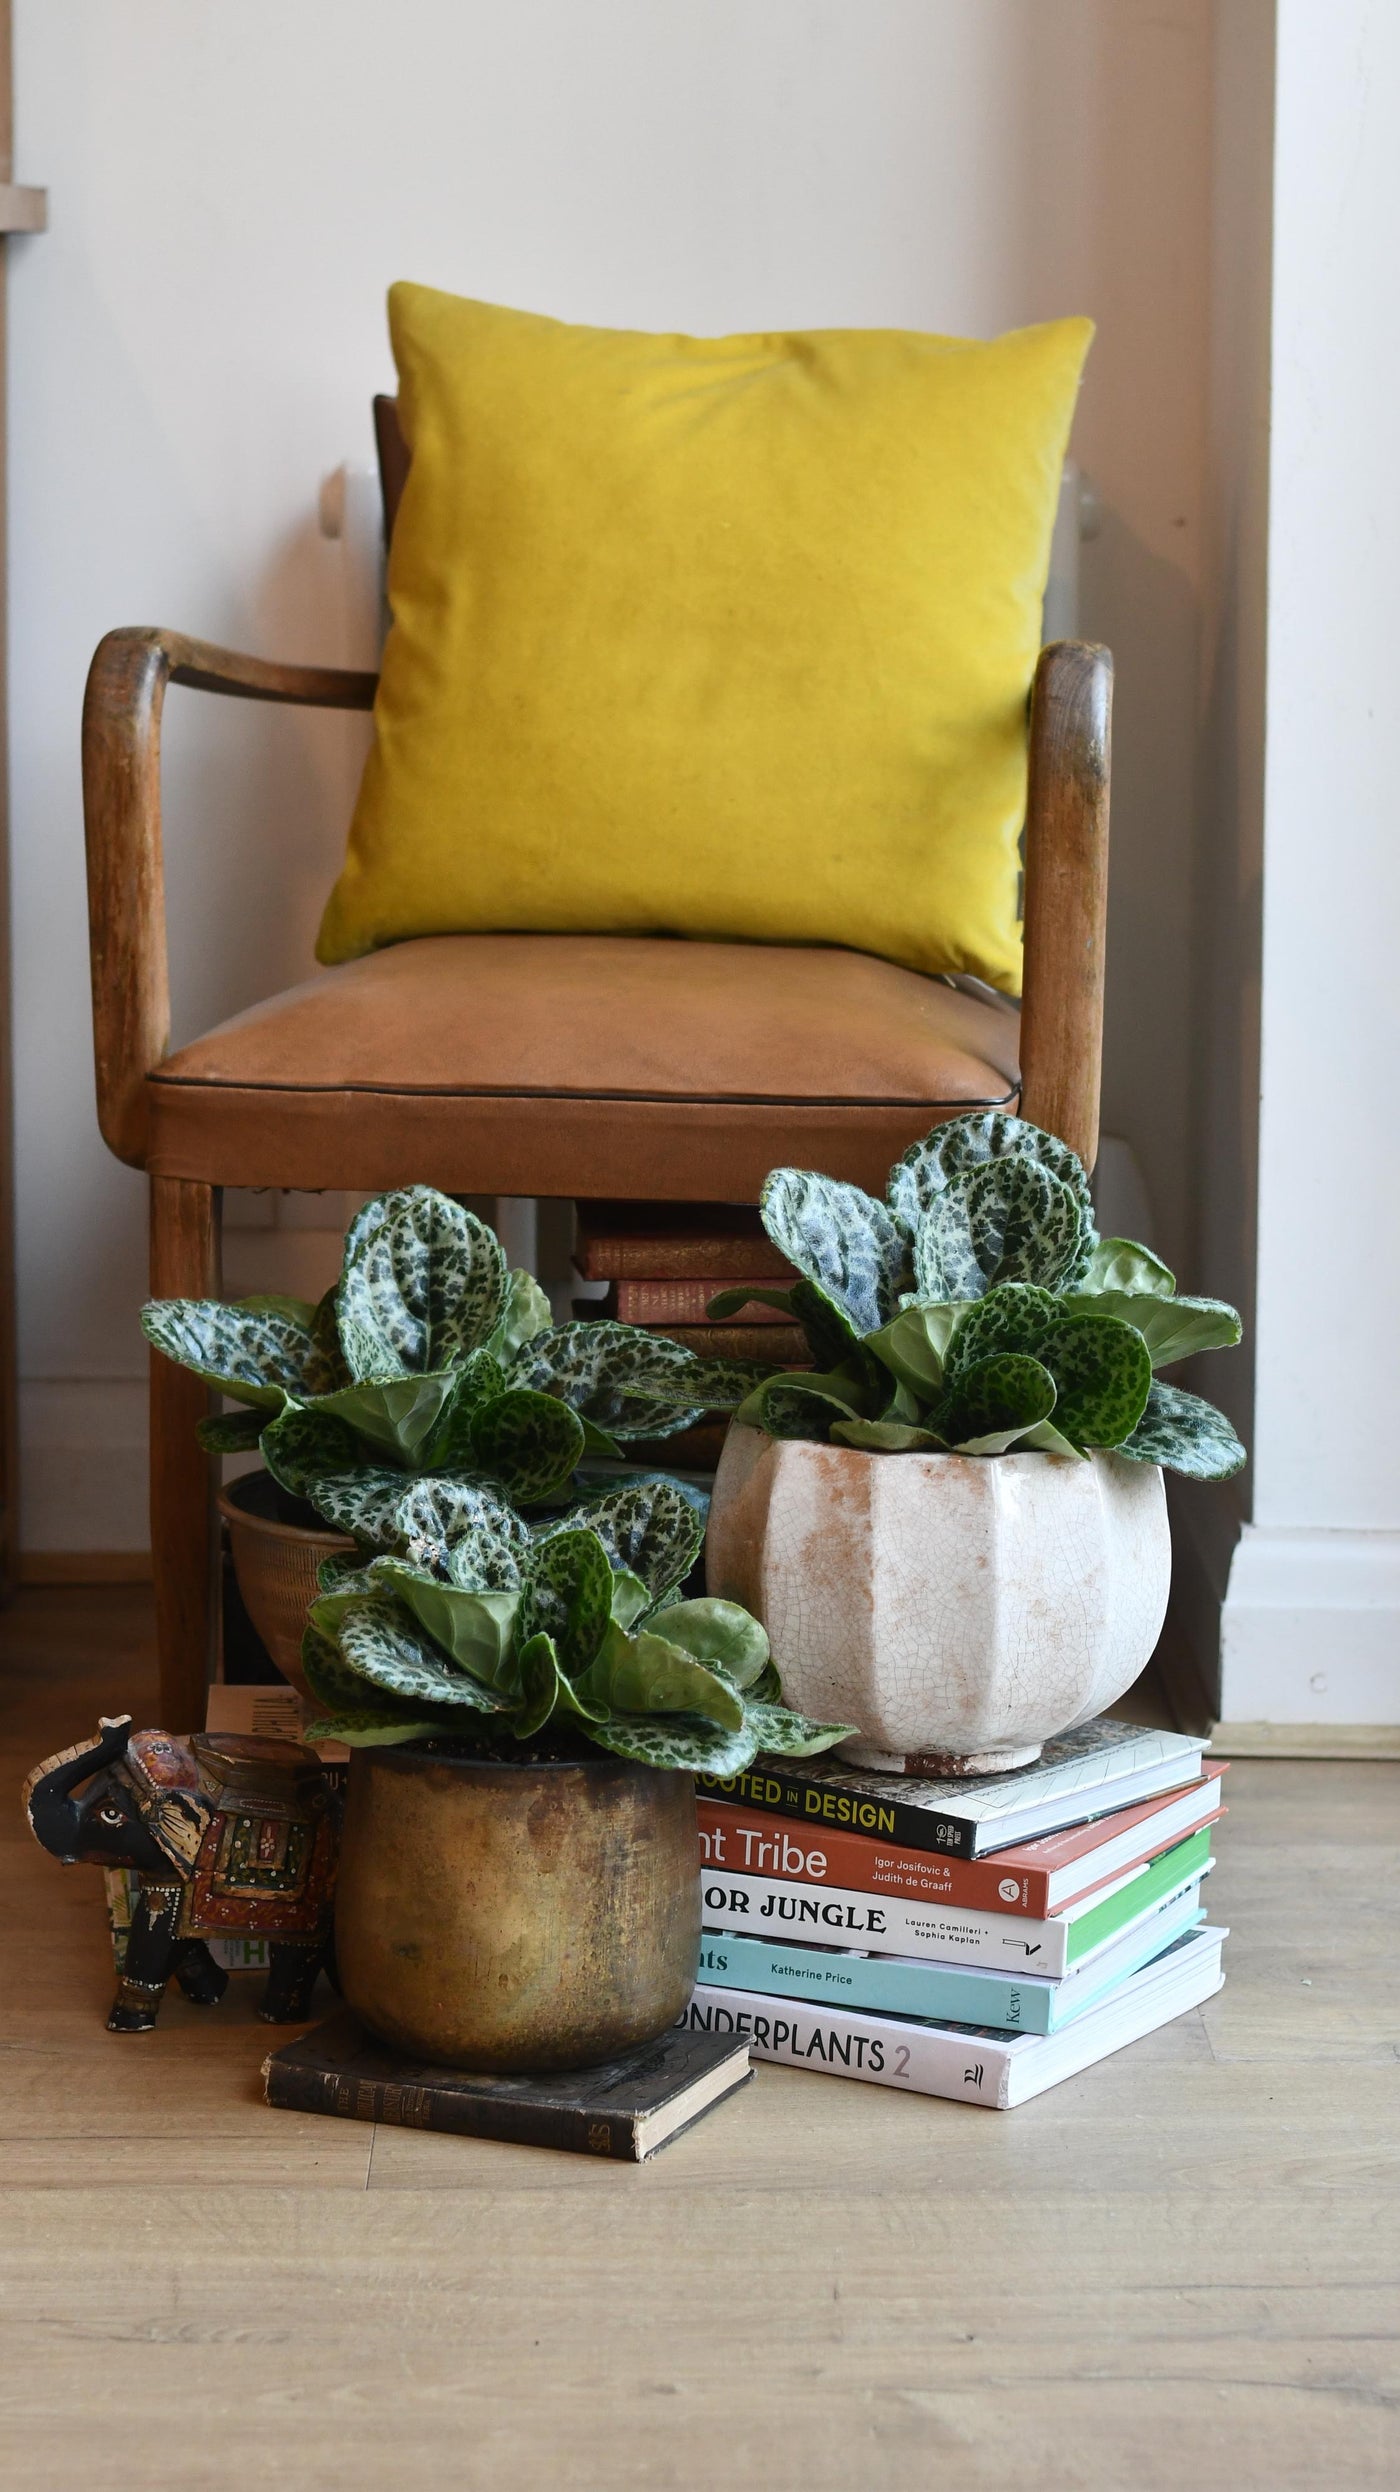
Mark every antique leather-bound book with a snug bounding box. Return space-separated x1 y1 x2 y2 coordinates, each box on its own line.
263 2009 752 2161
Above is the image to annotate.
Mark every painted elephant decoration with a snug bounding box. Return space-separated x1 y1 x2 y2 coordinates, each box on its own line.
23 1715 339 2032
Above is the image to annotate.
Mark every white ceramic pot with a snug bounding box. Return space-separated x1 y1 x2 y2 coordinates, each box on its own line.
706 1426 1171 1774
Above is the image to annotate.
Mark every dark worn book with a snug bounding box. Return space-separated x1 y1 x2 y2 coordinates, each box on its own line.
262 2009 752 2161
697 1721 1209 1860
574 1199 794 1283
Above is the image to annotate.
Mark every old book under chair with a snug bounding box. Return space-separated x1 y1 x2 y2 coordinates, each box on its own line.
23 1717 338 2030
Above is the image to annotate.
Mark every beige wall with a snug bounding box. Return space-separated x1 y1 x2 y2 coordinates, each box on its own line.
10 0 1220 1548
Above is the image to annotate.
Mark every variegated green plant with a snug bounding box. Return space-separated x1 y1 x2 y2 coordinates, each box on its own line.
299 1470 852 1771
725 1113 1246 1481
142 1185 773 1516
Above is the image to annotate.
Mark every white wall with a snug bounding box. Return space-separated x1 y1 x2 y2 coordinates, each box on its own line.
1213 0 1400 1731
8 0 1217 1550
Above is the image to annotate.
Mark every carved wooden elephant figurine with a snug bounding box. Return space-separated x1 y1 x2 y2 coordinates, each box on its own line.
23 1715 339 2032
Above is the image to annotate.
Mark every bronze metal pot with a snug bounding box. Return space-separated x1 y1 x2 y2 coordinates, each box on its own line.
334 1743 702 2071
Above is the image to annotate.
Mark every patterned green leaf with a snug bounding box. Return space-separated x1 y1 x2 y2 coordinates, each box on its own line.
734 1376 863 1441
306 1467 528 1579
888 1111 1096 1265
1019 1417 1089 1459
513 1321 766 1439
759 1170 910 1336
140 1298 339 1409
517 1529 614 1677
366 1561 520 1687
417 1352 510 1470
260 1405 361 1499
864 1303 972 1399
467 1389 586 1504
301 1708 458 1749
1063 1291 1242 1370
584 1710 760 1775
301 1618 385 1715
830 1417 949 1451
1077 1238 1176 1297
940 1353 1057 1451
745 1698 854 1757
609 1567 652 1631
913 1160 1089 1301
337 1187 507 1380
300 1620 456 1747
649 1598 770 1690
942 1283 1063 1386
1115 1380 1247 1480
1039 1316 1152 1448
482 1268 554 1365
558 1475 704 1602
577 1620 745 1729
513 1632 566 1737
335 1596 511 1710
305 1564 390 1638
299 1372 459 1465
195 1407 266 1455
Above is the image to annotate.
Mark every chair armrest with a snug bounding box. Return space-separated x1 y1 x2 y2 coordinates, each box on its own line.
81 626 377 1167
1018 639 1113 1171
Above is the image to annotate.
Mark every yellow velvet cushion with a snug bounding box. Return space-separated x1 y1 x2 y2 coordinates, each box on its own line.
317 287 1092 990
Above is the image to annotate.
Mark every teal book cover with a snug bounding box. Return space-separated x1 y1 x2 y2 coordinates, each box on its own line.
695 1888 1205 2035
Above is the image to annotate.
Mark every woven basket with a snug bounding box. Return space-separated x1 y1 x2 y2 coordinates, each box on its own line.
217 1471 354 1705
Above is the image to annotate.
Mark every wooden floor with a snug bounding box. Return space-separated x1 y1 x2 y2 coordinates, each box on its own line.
2 1589 1396 2489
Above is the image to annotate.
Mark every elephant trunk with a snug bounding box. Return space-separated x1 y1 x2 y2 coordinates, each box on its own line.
22 1715 134 1861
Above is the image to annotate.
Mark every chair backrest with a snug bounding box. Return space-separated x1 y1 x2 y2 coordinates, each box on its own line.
373 395 409 547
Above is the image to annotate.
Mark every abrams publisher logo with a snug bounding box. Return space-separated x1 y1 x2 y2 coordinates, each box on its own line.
998 1878 1021 1902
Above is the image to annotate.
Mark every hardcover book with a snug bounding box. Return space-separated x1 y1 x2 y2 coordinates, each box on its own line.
574 1200 794 1284
695 1878 1206 2035
596 1279 797 1325
698 1719 1209 1859
680 1925 1227 2109
700 1825 1216 1978
697 1766 1226 1914
263 2009 753 2161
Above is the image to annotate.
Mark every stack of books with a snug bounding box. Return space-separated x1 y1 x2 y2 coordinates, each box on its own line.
573 1199 807 1465
681 1718 1228 2110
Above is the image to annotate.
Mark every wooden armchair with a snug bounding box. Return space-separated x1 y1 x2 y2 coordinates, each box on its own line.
82 414 1111 1728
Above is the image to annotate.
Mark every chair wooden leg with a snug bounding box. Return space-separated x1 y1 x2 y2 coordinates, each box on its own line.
149 1177 221 1730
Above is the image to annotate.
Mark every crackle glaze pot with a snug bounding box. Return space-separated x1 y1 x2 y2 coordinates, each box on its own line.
706 1426 1171 1775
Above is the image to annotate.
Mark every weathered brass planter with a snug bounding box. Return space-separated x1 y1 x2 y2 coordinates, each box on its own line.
334 1744 702 2071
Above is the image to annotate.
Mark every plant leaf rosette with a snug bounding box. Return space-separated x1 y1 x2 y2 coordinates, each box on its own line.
724 1111 1245 1481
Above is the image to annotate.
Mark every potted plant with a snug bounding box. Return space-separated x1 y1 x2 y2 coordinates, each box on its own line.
705 1111 1246 1775
293 1468 848 2069
142 1186 770 1697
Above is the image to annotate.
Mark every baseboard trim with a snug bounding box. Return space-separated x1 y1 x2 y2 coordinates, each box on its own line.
18 1551 153 1586
1211 1719 1400 1760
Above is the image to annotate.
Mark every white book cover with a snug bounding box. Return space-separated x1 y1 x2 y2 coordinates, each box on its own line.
700 1843 1212 1979
679 1925 1226 2109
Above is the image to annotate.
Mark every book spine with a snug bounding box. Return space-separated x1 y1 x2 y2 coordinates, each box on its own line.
696 1933 1057 2032
701 1868 1071 1975
611 1280 797 1325
261 2060 643 2157
680 1984 1015 2107
574 1231 793 1284
654 1323 808 1365
696 1801 1055 1914
695 1764 980 1859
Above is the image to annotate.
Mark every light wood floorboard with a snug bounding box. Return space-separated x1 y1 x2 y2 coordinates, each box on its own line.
1 1588 1396 2489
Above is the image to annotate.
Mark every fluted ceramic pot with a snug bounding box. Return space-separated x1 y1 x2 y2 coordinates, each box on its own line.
706 1426 1171 1774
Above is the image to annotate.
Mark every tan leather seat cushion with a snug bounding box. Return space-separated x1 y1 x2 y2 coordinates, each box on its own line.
148 934 1020 1197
